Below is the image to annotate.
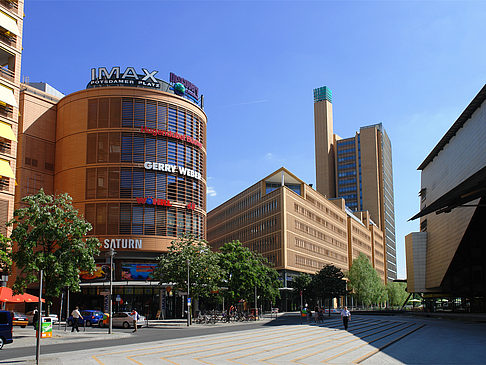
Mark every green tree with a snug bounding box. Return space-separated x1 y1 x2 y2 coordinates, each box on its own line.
386 282 408 308
311 264 347 315
291 273 312 309
154 234 224 300
218 241 280 306
0 234 12 269
7 189 100 309
347 253 384 307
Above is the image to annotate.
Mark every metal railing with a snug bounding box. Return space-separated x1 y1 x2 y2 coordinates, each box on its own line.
0 67 14 82
0 31 16 48
0 0 18 14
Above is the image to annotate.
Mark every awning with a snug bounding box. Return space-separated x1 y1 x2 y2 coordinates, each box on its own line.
0 158 14 178
0 121 16 142
0 10 19 36
0 83 16 107
410 165 486 220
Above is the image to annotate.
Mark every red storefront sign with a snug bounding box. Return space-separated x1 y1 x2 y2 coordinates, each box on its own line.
140 127 202 149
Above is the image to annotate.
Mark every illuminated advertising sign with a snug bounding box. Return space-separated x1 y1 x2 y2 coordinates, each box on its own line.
103 238 142 249
79 263 111 282
140 127 202 149
89 67 160 89
170 72 199 99
136 197 172 206
143 161 202 180
121 263 157 281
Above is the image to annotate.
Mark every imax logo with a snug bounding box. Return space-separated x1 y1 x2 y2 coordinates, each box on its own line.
91 67 158 82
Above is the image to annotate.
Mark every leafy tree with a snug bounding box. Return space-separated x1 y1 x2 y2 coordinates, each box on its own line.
0 234 12 269
154 234 224 300
7 189 100 309
218 241 280 306
311 264 347 315
291 273 312 309
386 282 408 307
347 253 384 307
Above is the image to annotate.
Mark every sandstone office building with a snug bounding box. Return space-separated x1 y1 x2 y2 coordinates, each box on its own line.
207 168 387 299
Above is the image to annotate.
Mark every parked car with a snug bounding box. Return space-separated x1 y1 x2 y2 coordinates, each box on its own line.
25 311 59 325
67 310 104 327
11 312 28 328
0 310 13 349
111 312 146 329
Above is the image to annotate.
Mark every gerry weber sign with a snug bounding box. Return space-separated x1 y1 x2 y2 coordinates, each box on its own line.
89 67 161 89
144 162 202 180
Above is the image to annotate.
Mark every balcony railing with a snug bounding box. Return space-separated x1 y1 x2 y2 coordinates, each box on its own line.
0 177 8 191
0 0 17 14
0 105 13 119
0 67 14 82
0 139 11 154
0 31 15 48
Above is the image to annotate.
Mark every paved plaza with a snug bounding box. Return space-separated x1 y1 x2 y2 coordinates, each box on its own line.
1 314 486 364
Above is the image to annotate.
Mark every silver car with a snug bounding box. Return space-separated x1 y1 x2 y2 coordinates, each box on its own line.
111 312 145 328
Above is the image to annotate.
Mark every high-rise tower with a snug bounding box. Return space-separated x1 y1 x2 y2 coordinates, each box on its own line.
313 87 397 281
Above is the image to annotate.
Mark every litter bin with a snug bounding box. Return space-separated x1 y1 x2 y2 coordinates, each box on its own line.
250 308 259 320
36 317 52 338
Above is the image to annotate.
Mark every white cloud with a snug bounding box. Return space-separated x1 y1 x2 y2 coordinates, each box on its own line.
206 186 217 197
265 152 273 160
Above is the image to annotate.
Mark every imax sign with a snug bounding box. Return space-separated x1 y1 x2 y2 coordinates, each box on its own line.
89 67 161 89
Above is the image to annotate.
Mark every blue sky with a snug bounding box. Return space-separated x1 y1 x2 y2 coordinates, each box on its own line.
22 1 486 278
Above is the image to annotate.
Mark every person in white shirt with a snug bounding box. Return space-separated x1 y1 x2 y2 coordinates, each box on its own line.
341 306 351 330
71 306 83 332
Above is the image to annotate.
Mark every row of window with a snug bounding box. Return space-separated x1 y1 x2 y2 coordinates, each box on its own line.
294 219 347 250
338 163 356 170
86 132 205 176
247 233 281 255
294 203 347 238
294 255 326 271
337 148 355 155
295 237 347 264
337 139 355 147
352 225 371 241
352 249 371 262
338 178 356 185
208 198 279 238
88 98 204 144
216 216 279 245
210 188 262 223
351 236 372 253
337 155 355 162
84 203 204 238
305 194 346 224
338 170 356 178
338 186 357 194
86 167 205 207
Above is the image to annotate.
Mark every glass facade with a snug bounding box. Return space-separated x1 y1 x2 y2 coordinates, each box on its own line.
84 96 206 240
336 138 359 210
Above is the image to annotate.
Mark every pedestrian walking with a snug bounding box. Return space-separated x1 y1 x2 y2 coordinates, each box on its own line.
32 306 39 330
341 306 351 330
71 306 83 332
131 309 140 332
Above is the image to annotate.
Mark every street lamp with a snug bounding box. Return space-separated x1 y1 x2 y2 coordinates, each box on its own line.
109 248 116 334
187 259 191 326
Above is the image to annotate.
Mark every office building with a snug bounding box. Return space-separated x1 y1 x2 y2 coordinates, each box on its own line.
0 0 23 286
314 86 396 281
207 167 387 291
407 84 486 312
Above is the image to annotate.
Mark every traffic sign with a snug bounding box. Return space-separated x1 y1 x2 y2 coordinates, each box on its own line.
187 297 192 306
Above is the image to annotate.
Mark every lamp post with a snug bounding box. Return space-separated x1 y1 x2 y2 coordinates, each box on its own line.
187 259 190 326
109 248 116 334
36 269 43 365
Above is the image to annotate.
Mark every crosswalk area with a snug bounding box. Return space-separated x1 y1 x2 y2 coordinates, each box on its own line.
91 317 425 365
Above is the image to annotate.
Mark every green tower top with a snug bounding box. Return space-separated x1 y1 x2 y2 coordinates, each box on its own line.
313 86 332 103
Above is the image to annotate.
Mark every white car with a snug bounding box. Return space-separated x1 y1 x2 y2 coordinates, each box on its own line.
25 311 59 325
111 312 146 329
